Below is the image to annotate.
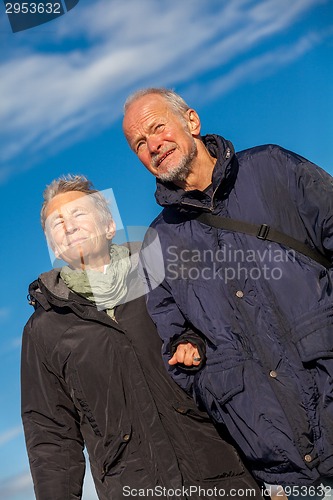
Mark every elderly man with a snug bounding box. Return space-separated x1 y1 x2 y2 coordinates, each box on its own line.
123 88 333 499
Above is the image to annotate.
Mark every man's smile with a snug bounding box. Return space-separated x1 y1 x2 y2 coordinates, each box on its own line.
154 148 176 168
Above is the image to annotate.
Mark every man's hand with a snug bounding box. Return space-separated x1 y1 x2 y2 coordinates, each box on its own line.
168 342 202 367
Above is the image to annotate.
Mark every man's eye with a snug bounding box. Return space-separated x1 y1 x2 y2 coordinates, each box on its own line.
136 141 145 152
155 123 165 132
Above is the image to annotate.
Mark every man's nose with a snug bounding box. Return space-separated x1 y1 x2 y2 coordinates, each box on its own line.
146 134 162 153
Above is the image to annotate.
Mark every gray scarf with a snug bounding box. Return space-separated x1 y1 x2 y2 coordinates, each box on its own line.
60 244 131 318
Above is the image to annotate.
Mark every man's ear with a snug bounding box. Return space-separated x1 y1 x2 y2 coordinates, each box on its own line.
186 109 201 137
106 220 116 240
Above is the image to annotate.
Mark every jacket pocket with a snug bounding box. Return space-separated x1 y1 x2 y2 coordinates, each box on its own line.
100 427 132 481
207 362 244 405
291 305 333 362
198 360 295 469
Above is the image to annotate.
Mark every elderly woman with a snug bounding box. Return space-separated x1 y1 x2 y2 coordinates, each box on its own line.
21 175 264 500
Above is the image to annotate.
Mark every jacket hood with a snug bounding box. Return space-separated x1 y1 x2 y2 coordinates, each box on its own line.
28 269 87 313
154 134 236 208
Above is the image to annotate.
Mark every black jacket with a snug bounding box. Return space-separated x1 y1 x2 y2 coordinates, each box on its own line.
21 257 263 499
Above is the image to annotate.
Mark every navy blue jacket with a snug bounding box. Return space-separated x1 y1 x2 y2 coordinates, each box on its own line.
141 135 333 487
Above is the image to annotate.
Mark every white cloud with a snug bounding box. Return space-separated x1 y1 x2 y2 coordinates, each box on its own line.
0 308 10 319
9 337 22 349
190 30 328 101
0 471 34 500
0 426 23 446
0 335 22 357
0 0 330 180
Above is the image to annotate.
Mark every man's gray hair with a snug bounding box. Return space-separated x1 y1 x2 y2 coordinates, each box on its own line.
41 174 113 230
123 88 190 118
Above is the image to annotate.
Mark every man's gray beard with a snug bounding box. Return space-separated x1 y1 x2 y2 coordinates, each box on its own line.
158 139 198 183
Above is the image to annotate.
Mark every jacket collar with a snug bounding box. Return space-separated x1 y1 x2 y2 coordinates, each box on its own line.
28 242 144 315
154 134 236 209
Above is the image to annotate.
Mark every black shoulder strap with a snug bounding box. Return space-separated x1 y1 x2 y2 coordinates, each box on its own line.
163 208 331 269
196 212 331 269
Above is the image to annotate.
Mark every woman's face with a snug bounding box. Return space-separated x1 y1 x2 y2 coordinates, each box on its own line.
45 191 115 270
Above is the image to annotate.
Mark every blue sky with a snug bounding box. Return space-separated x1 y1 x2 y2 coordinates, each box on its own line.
0 0 332 498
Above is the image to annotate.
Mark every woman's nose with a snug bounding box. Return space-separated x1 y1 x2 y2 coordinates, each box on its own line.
63 217 78 234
